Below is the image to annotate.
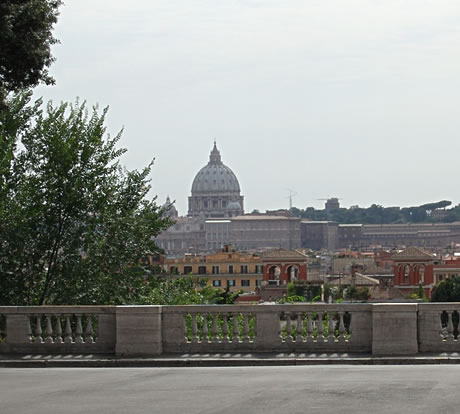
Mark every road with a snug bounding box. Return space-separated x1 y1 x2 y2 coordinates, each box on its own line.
0 365 459 414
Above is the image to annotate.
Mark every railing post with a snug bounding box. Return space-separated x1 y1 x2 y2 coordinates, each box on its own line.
5 313 31 350
372 304 418 356
161 309 186 353
255 309 282 351
115 306 163 356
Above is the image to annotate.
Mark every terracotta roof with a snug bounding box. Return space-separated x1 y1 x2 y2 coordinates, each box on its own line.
262 249 308 259
392 247 434 260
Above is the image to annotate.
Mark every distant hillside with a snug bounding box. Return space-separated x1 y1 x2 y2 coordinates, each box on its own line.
291 201 460 224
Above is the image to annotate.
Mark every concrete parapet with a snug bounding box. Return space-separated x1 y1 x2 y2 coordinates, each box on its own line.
372 304 418 356
115 306 162 356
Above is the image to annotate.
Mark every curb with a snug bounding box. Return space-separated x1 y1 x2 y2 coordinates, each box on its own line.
2 356 460 368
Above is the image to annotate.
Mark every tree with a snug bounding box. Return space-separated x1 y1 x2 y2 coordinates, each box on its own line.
431 277 460 302
0 93 172 305
0 0 62 102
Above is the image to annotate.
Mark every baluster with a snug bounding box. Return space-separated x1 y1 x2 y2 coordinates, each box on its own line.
447 311 454 342
183 313 188 342
222 314 229 343
347 312 352 337
338 312 346 343
26 316 32 343
54 315 63 344
307 313 314 342
242 313 250 343
201 313 209 343
317 312 325 342
285 313 293 343
191 313 199 343
45 315 54 344
64 315 73 343
439 311 446 340
84 315 94 343
212 314 219 343
233 313 240 342
296 312 303 342
34 315 43 343
328 313 336 342
75 315 83 343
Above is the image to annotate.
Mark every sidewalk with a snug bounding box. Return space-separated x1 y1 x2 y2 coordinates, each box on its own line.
2 352 460 368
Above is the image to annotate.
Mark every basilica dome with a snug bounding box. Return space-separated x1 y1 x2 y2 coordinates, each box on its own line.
188 143 244 218
191 144 241 194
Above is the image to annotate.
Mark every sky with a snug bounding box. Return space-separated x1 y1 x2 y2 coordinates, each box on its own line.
35 0 460 215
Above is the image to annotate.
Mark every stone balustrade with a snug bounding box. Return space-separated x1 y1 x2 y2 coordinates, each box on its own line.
0 306 116 354
0 303 460 356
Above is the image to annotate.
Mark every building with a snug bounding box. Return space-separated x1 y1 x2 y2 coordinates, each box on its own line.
301 221 338 251
155 215 205 254
188 142 244 218
160 245 311 296
163 245 263 293
300 221 460 251
231 212 301 251
325 197 340 211
205 219 231 250
156 143 246 254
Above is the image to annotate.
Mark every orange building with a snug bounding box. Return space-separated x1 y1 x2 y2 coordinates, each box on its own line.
163 245 263 293
161 245 309 294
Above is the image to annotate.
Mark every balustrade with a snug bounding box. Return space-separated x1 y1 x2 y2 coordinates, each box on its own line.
0 306 116 354
280 310 351 344
1 303 460 356
161 304 370 353
185 311 255 345
29 314 97 344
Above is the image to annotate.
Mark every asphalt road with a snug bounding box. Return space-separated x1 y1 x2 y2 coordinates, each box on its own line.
1 365 459 414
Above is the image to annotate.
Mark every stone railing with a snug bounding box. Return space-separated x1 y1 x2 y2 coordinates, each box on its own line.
0 306 116 354
0 303 460 356
162 304 372 353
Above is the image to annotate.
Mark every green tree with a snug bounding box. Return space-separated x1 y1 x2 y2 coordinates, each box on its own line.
0 94 172 305
0 0 62 99
431 277 460 302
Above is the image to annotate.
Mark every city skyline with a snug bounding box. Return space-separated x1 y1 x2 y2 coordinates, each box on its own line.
34 0 460 214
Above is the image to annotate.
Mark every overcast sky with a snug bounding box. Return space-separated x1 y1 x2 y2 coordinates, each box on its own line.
35 0 460 215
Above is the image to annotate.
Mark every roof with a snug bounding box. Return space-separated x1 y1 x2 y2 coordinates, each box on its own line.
392 246 434 260
329 273 379 286
232 215 299 221
301 221 336 224
262 249 308 259
191 143 241 194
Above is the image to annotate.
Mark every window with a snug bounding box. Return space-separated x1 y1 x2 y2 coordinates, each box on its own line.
213 280 221 287
227 280 235 287
241 265 248 274
256 279 262 287
184 266 192 274
198 266 207 275
228 265 234 274
255 265 263 274
241 280 250 287
170 266 179 275
212 265 220 274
